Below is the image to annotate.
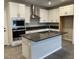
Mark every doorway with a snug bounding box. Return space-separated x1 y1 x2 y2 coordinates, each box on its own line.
60 16 74 43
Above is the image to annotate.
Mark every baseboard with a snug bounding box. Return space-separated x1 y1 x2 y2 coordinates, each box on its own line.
39 47 62 59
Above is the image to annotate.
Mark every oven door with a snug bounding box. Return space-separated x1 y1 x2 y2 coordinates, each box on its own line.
13 30 25 41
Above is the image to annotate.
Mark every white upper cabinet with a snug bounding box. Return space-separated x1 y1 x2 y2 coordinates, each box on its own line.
9 2 18 18
59 4 74 16
18 4 26 18
25 6 30 23
40 9 48 23
8 2 26 19
48 8 60 22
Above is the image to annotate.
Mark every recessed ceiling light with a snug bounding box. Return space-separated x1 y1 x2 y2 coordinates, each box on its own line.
61 0 65 2
48 0 52 5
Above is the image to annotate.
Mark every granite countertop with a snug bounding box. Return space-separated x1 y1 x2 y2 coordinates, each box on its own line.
26 26 59 31
21 31 66 42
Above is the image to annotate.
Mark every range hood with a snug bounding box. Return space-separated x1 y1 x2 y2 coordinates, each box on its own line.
30 5 40 19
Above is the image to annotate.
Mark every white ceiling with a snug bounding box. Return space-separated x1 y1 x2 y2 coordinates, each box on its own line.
9 0 74 9
24 0 74 8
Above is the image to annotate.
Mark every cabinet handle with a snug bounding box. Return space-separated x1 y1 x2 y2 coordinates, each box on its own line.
4 28 6 32
4 30 6 32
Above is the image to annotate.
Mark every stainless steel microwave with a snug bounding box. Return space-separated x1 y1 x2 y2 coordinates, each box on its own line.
13 20 25 26
12 17 25 28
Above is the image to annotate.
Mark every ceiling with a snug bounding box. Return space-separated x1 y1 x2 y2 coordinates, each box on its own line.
9 0 74 9
25 0 73 7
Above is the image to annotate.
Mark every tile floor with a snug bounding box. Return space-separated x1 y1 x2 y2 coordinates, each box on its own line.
4 40 74 59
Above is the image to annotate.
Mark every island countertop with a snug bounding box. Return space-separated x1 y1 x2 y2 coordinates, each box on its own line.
21 31 66 42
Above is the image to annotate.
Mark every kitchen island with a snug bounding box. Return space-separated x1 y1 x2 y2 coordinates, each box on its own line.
21 31 65 59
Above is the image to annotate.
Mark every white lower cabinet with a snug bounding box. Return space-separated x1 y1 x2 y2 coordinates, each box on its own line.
22 37 31 59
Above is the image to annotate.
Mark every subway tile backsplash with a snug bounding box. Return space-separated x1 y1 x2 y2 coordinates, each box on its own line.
25 19 59 30
26 19 59 27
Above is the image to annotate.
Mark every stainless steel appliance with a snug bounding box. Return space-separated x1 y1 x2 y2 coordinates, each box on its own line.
12 18 25 41
12 19 25 28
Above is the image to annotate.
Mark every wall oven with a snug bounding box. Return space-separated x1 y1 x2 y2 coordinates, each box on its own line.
12 18 25 41
12 20 25 28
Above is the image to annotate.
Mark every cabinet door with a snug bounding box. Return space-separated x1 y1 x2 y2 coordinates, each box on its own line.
4 9 9 45
40 9 44 22
9 2 18 18
65 4 74 15
48 8 60 22
22 38 31 59
44 9 48 22
25 6 30 23
59 4 74 16
40 9 48 23
59 6 66 16
55 8 60 22
68 4 74 15
18 4 26 18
